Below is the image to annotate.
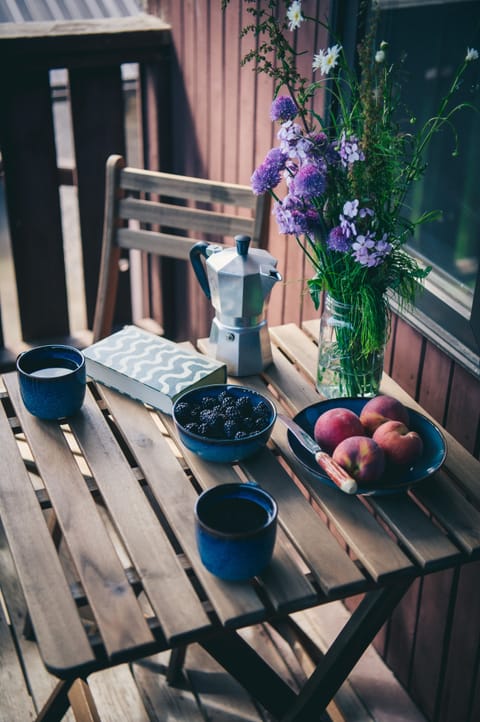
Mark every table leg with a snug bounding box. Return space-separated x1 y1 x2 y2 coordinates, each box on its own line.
202 578 412 721
200 628 297 719
281 578 414 722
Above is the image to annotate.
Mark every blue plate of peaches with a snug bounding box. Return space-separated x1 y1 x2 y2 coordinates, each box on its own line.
287 396 447 495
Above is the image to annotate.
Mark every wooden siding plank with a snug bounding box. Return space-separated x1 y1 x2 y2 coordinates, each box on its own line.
444 363 480 455
408 569 456 722
437 560 480 722
418 341 452 424
384 577 422 689
390 318 424 398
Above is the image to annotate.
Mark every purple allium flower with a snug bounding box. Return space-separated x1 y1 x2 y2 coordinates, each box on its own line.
327 226 351 252
338 132 365 167
265 147 288 172
271 95 298 122
292 164 326 199
251 160 281 195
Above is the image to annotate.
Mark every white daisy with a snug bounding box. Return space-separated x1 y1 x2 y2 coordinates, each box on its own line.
287 1 303 32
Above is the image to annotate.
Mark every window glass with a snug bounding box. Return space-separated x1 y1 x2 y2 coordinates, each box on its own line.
379 0 480 312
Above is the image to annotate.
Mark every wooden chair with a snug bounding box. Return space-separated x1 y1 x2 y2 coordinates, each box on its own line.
92 154 270 343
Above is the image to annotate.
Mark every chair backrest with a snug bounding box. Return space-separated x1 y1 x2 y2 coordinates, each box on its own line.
92 154 270 342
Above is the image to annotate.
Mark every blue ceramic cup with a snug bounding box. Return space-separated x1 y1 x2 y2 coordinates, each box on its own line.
195 482 278 581
16 344 86 420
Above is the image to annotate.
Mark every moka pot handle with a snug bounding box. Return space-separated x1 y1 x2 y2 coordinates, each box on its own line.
189 241 211 299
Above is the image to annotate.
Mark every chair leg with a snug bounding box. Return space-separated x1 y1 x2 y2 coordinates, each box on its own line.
68 679 102 722
166 645 187 685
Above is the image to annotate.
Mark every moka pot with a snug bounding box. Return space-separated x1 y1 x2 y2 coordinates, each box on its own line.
190 235 282 376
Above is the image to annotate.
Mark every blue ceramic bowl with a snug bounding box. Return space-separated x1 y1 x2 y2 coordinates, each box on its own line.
17 344 86 420
195 482 278 581
288 397 447 496
172 384 276 463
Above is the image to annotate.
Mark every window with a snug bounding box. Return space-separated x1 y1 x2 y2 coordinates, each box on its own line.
335 0 480 375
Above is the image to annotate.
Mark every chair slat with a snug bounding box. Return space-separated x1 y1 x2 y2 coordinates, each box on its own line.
119 197 254 237
120 167 256 207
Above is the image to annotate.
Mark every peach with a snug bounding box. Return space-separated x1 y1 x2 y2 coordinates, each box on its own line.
332 436 386 484
313 408 365 454
373 420 423 466
359 394 410 434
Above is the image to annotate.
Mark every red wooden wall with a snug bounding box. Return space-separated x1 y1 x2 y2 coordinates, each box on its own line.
146 3 480 720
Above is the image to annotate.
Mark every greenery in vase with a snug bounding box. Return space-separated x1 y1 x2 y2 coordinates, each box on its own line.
222 0 478 387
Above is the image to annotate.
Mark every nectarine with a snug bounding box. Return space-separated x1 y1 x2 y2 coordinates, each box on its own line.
360 394 409 434
313 408 364 454
372 420 423 466
332 436 386 484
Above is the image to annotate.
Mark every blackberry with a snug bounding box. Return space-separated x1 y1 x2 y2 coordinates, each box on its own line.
224 418 241 438
201 395 217 410
224 404 242 420
253 401 270 421
239 416 255 434
174 401 191 425
199 409 224 437
218 390 236 405
235 396 253 414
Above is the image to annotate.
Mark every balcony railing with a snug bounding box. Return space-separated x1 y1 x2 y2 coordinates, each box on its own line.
0 14 172 370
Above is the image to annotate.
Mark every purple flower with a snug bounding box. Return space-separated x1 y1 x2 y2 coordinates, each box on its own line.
327 226 350 252
271 95 298 122
351 233 392 267
273 197 320 235
251 148 287 194
292 164 326 199
340 214 357 238
265 147 288 171
278 121 312 160
342 199 359 218
337 132 365 167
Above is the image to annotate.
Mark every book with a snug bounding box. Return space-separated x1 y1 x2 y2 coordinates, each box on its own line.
83 326 227 414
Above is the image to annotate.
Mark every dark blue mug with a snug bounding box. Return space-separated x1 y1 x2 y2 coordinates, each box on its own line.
195 482 278 581
17 344 86 420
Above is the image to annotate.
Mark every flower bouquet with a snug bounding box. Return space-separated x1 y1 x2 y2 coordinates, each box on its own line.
223 0 478 397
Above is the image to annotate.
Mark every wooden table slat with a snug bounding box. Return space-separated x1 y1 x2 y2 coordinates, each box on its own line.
369 492 463 570
270 324 318 386
0 399 94 674
241 449 368 596
100 386 268 628
4 374 154 659
413 471 480 556
68 389 211 644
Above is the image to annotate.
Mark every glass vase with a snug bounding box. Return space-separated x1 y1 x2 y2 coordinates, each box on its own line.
316 294 386 399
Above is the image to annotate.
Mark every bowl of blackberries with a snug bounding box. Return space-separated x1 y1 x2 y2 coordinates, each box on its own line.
172 384 277 463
